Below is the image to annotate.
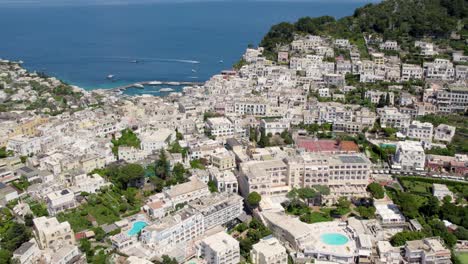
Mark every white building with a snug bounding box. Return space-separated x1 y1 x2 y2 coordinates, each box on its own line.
139 128 176 152
375 202 406 226
424 59 454 81
380 40 398 51
7 136 42 156
46 189 77 216
377 241 402 264
164 178 210 205
378 107 411 130
234 100 268 116
141 208 205 256
260 119 290 135
393 141 425 172
404 237 451 264
205 117 235 138
209 168 238 194
401 64 423 81
188 192 243 230
12 240 41 264
407 121 433 142
415 41 438 56
198 232 240 264
251 236 288 264
118 146 147 162
365 90 394 105
70 173 110 194
434 124 456 143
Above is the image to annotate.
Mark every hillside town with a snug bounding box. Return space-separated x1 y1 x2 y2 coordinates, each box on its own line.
1 10 468 264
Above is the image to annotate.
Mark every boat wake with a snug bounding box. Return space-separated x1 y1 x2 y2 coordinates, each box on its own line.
84 56 200 64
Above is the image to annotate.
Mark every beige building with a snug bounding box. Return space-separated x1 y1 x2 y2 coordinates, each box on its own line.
33 216 75 250
251 236 288 264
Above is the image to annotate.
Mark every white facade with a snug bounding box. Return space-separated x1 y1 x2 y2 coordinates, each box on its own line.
393 141 425 172
205 117 235 138
260 119 290 135
46 189 77 216
434 124 456 143
198 232 240 264
407 121 433 142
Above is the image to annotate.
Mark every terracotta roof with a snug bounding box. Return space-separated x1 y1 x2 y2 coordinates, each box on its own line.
339 141 359 152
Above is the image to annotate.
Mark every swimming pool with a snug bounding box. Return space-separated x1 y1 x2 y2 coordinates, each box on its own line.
320 233 349 245
127 221 147 236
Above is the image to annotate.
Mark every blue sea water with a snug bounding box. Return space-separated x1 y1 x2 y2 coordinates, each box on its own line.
0 1 373 95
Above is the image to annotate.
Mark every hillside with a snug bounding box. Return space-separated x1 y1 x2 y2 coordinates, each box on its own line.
260 0 467 58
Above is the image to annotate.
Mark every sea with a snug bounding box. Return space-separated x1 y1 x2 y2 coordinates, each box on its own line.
0 1 374 96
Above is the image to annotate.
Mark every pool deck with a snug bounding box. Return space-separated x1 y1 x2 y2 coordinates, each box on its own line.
303 221 357 258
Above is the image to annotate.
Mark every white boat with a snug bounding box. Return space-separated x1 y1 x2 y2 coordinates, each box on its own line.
167 82 180 86
191 69 197 73
148 81 162 85
133 83 144 88
106 74 114 79
159 88 174 92
219 60 224 63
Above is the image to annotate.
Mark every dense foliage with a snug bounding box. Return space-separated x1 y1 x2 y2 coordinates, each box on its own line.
260 0 467 57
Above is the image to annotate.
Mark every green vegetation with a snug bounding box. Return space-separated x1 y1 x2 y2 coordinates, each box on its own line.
208 180 218 193
232 219 272 262
0 147 13 158
247 192 261 208
367 182 385 199
150 150 188 193
260 0 467 58
99 163 145 190
190 159 206 170
456 252 468 264
0 208 31 262
111 129 141 157
386 176 468 249
57 186 142 232
356 205 376 219
233 58 248 70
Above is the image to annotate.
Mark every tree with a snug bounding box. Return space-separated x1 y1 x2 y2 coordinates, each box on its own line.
297 187 317 205
208 180 218 193
172 163 186 183
24 214 34 227
117 163 145 189
397 193 421 219
454 226 468 240
257 129 269 148
155 255 178 264
356 205 376 219
390 231 425 246
0 249 12 264
419 196 440 217
0 222 31 252
377 94 386 108
367 182 385 199
155 150 170 180
79 239 94 259
247 192 261 208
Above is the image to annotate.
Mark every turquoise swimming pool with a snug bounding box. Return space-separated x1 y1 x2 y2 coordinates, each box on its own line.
320 233 349 245
128 221 147 236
